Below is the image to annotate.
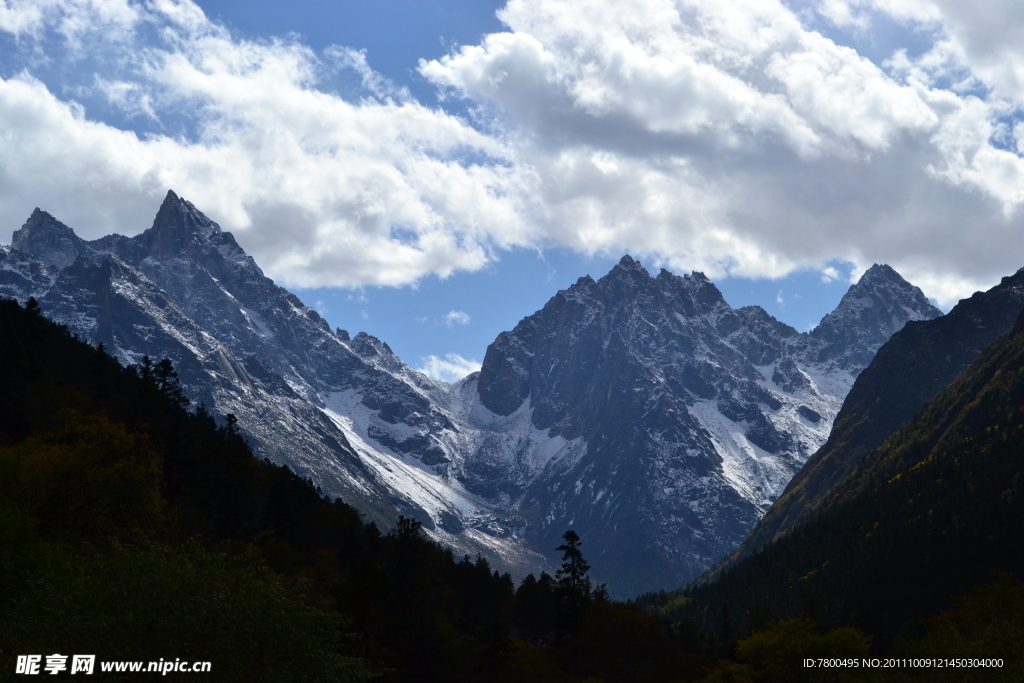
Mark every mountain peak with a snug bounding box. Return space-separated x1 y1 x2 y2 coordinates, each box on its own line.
843 263 937 312
862 262 896 277
11 208 93 270
809 263 942 370
140 189 223 259
613 254 649 274
856 263 905 288
152 190 220 237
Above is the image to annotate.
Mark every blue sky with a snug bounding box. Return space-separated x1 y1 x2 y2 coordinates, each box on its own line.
2 0 1023 379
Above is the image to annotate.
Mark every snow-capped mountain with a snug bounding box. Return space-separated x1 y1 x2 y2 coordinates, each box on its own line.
1 192 941 595
467 257 941 594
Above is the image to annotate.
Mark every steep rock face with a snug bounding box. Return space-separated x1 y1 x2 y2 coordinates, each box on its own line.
805 264 943 371
0 246 57 301
683 306 1024 646
34 253 398 523
472 256 941 594
11 209 94 270
731 267 1024 563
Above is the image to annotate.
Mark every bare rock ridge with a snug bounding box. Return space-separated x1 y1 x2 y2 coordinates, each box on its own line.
1 192 942 596
808 263 944 371
11 208 93 269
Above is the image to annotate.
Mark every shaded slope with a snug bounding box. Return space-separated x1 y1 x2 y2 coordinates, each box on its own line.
732 267 1024 561
0 297 701 682
681 305 1024 646
3 193 550 575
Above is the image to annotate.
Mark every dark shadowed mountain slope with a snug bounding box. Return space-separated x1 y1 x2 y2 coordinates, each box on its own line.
679 305 1024 647
2 192 550 574
730 267 1024 563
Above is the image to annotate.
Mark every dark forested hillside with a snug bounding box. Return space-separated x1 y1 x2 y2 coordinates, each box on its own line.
0 297 702 682
667 304 1024 666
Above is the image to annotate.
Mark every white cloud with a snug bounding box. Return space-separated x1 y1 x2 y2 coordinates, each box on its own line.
444 310 471 326
420 0 1024 305
0 0 138 42
821 266 840 282
1 0 1024 308
417 353 482 382
0 0 538 288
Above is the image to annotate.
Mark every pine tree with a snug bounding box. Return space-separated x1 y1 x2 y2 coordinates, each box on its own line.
556 530 592 601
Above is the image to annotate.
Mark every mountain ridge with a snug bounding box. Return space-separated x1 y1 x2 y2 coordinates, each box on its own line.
470 253 939 593
675 301 1024 649
2 191 941 595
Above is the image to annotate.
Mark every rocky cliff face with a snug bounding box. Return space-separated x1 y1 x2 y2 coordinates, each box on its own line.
470 257 940 594
1 192 941 595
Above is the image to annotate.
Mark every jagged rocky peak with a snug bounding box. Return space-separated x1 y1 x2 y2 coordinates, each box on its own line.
467 255 947 594
136 190 223 259
477 255 735 418
11 208 94 269
613 253 646 273
659 268 730 316
347 331 406 372
349 331 387 356
809 263 942 370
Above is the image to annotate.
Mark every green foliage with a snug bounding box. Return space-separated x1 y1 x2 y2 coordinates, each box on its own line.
0 411 164 541
705 619 871 683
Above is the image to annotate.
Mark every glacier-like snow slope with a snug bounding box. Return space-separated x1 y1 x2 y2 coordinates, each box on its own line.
1 193 940 594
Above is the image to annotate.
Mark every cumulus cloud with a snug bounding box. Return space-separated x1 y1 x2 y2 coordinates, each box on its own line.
421 0 1024 305
443 310 471 326
0 0 538 288
1 0 1024 307
417 353 482 382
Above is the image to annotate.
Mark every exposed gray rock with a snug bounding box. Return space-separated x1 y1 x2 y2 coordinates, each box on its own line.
11 209 94 270
472 255 941 595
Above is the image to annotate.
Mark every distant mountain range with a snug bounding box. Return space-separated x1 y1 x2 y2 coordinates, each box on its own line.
0 191 941 595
